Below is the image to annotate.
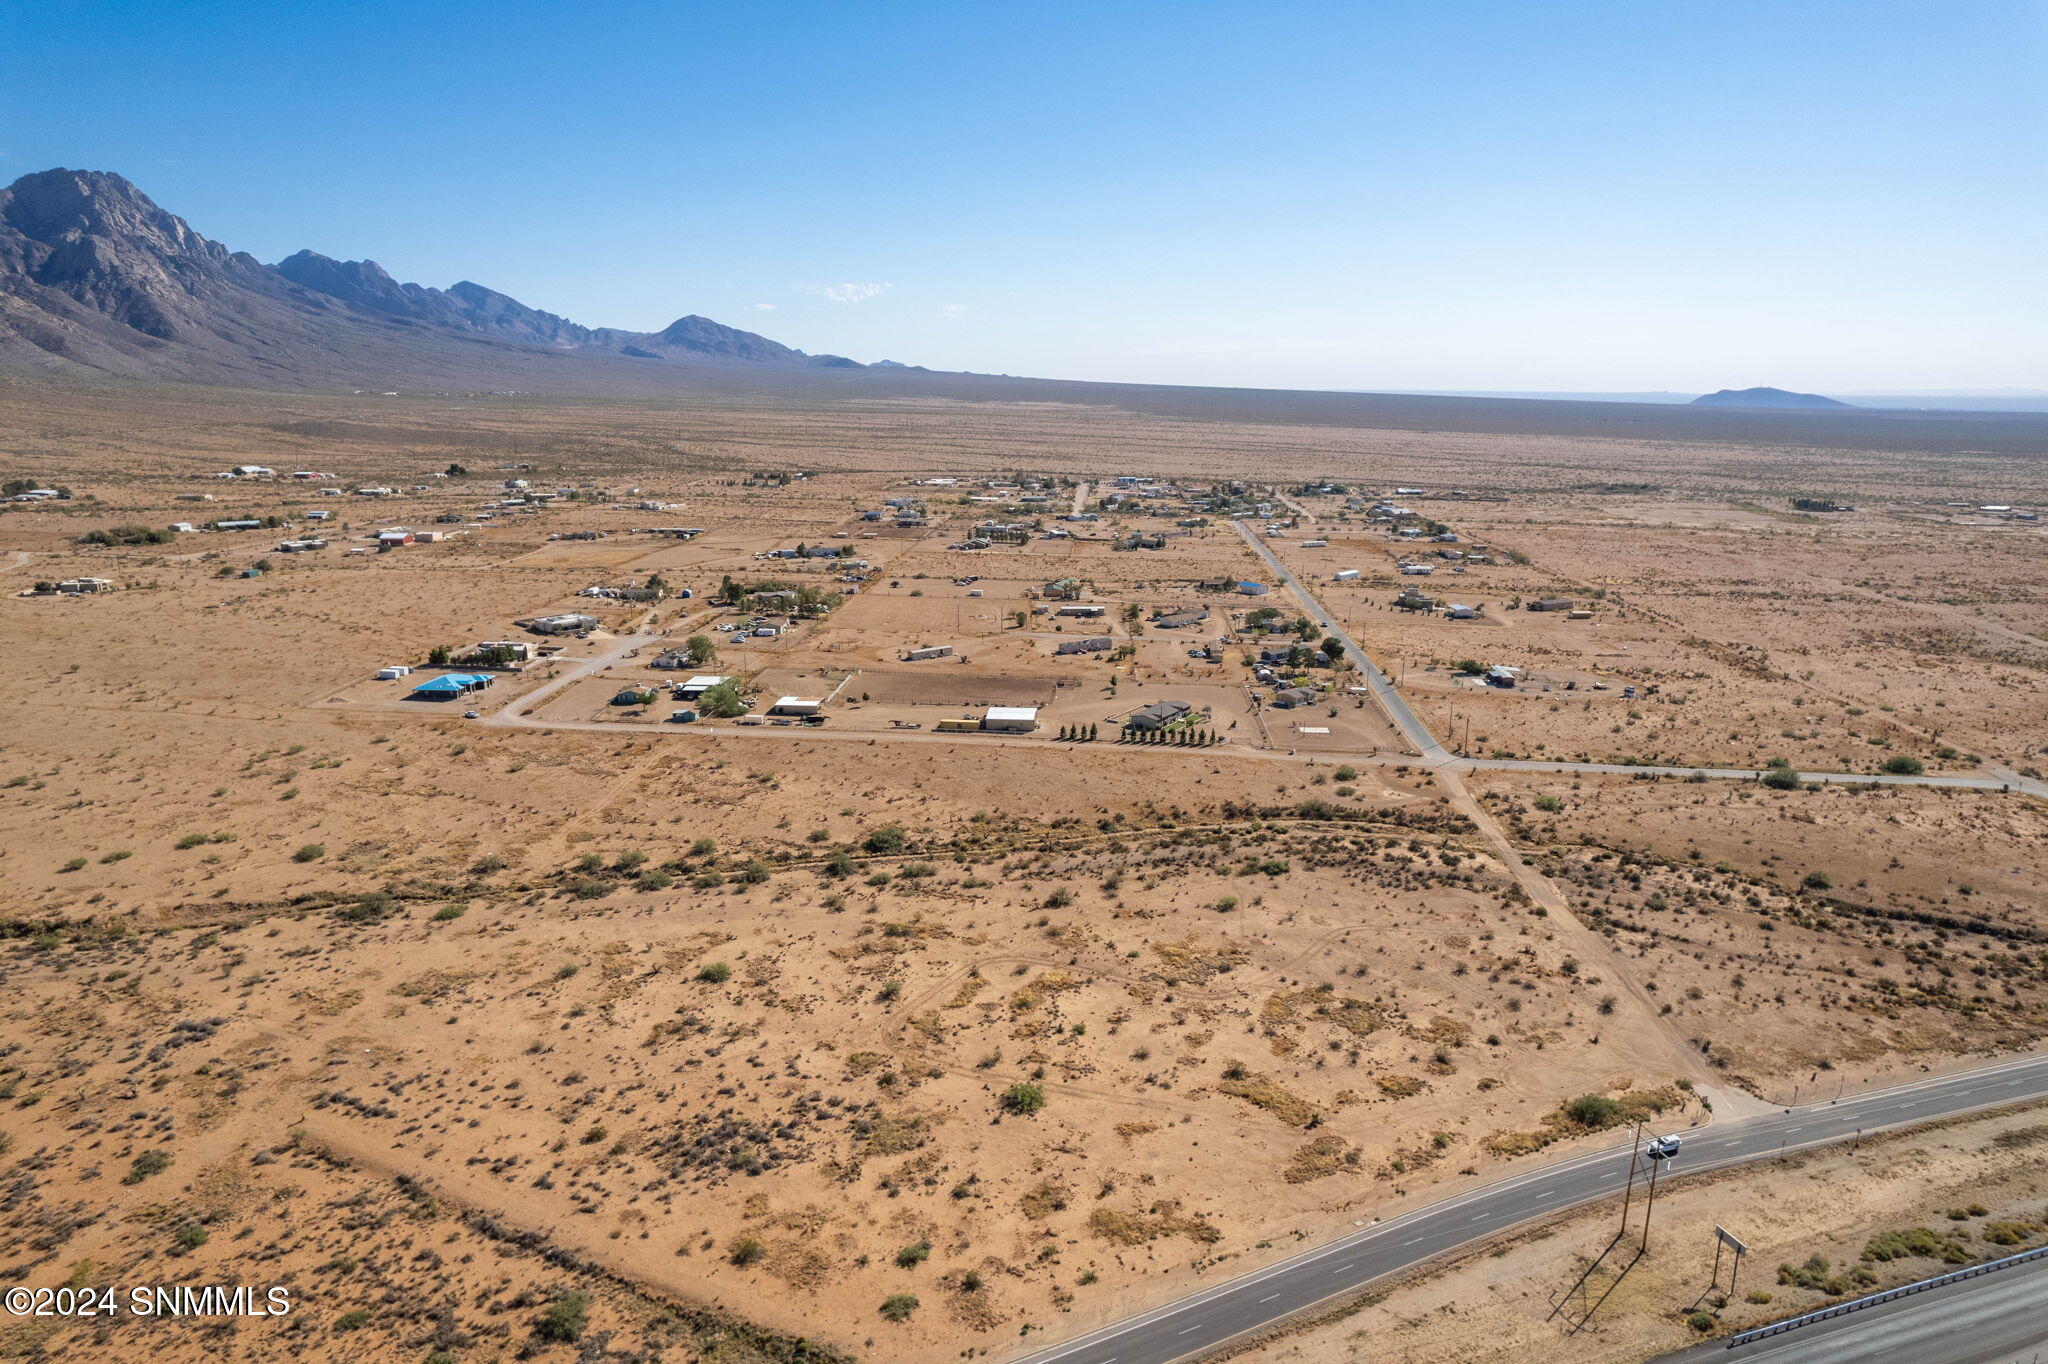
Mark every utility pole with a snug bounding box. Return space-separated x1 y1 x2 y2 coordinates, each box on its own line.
1640 1148 1663 1254
1618 1121 1644 1235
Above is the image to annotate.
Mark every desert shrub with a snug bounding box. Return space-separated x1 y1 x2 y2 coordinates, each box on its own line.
293 843 325 862
1002 1082 1046 1115
175 1223 209 1250
698 962 732 983
536 1290 589 1343
879 1293 919 1322
338 890 395 922
895 1240 931 1267
729 1236 765 1266
864 824 907 854
1563 1094 1622 1129
123 1150 172 1184
1862 1226 1973 1264
1882 755 1925 775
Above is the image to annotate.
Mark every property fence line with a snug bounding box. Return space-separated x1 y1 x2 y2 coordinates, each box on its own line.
1725 1242 2048 1348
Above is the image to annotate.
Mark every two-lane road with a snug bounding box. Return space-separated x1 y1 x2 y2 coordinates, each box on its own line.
1233 521 1444 761
1010 1054 2048 1364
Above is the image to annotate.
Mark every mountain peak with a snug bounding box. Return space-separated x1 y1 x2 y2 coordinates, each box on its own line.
1690 386 1851 410
0 166 882 383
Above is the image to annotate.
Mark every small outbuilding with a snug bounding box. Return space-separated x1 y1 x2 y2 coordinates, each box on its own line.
981 706 1039 733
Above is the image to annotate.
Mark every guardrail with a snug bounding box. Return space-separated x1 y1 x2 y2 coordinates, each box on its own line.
1725 1242 2048 1348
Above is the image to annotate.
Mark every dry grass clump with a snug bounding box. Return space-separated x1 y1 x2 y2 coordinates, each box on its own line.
1284 1133 1360 1183
1088 1201 1221 1245
1020 1182 1071 1220
1150 936 1251 985
1216 1073 1319 1127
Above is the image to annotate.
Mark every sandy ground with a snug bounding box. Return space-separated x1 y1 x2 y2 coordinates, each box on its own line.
0 382 2044 1362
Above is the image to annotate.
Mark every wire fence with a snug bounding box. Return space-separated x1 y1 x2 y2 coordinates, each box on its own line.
1725 1242 2048 1348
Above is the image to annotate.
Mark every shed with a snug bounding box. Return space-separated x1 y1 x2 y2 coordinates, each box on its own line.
981 706 1039 733
769 697 822 716
1236 581 1269 595
678 675 730 698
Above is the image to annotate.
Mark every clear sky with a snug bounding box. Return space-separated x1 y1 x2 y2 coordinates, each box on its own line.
3 0 2042 393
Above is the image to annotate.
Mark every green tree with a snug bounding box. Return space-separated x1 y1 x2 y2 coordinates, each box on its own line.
697 680 747 717
685 633 716 665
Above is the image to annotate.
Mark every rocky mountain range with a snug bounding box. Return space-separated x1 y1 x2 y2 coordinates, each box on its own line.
0 167 873 389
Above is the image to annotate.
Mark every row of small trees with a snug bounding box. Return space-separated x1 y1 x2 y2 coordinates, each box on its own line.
1121 725 1222 745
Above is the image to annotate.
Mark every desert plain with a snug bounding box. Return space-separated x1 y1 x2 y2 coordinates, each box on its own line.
1 376 2045 1364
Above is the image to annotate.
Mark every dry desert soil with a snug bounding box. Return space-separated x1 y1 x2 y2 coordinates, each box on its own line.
1 378 2044 1363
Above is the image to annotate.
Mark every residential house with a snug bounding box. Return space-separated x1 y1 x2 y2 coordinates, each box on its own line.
1128 699 1192 731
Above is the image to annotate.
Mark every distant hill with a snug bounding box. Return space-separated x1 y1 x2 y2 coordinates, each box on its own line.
1690 386 1851 410
0 167 868 388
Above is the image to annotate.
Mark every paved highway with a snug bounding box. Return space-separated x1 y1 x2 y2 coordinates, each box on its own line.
1008 1053 2048 1364
1653 1252 2048 1363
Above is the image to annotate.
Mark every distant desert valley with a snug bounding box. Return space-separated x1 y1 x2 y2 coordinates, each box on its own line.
3 171 2048 1364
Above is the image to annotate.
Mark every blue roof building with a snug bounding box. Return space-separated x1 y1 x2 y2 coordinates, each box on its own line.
409 672 492 699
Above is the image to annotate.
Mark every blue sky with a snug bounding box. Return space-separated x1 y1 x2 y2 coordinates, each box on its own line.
4 0 2042 392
